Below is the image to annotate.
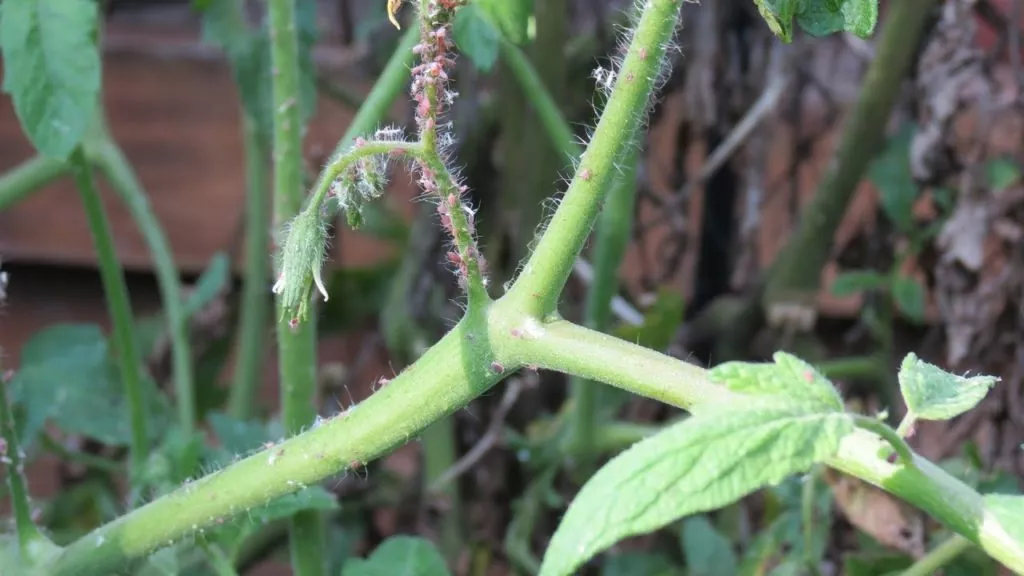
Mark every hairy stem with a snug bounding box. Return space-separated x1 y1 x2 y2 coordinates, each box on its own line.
69 147 148 483
0 155 68 210
762 0 935 310
268 0 324 572
228 116 272 420
93 136 196 442
46 313 504 576
567 146 639 470
506 0 679 316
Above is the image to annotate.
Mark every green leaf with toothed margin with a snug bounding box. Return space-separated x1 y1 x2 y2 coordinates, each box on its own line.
0 0 101 159
538 402 854 576
983 494 1024 544
453 3 501 72
342 536 452 576
898 353 999 421
709 352 845 412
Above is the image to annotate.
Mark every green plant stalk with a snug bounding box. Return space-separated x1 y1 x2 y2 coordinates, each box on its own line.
45 313 504 576
68 148 148 482
590 420 664 454
568 146 639 469
801 466 823 576
92 136 196 440
499 38 580 161
228 116 272 420
852 414 913 463
267 0 324 573
900 535 973 576
40 317 1024 573
505 0 679 317
422 418 464 561
816 355 882 382
41 1 1024 573
506 319 1024 571
0 155 68 210
762 0 935 308
0 362 46 553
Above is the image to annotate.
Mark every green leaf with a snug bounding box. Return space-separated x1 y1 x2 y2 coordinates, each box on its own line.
891 275 926 323
342 536 452 576
475 0 533 44
753 0 799 42
709 352 845 412
602 552 681 576
682 516 738 576
137 547 180 576
983 494 1024 543
898 353 998 421
867 126 918 233
831 270 888 296
184 252 231 319
453 4 501 72
0 0 101 159
984 157 1021 191
538 403 855 576
9 324 173 448
796 0 878 39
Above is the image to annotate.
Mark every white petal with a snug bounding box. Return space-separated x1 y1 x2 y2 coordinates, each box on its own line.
312 266 329 301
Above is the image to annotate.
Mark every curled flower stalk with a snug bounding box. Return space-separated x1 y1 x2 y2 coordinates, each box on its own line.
275 0 489 326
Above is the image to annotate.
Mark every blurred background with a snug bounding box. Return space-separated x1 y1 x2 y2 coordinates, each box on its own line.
2 0 1024 574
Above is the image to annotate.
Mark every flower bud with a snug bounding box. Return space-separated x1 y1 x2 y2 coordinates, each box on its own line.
272 207 330 324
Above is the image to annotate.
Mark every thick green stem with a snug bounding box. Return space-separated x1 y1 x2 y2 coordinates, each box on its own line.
228 117 272 420
0 155 68 210
503 318 1024 572
506 0 679 316
69 147 148 483
567 147 639 470
93 136 196 440
0 364 46 554
763 0 935 310
268 0 324 572
46 314 504 576
900 535 973 576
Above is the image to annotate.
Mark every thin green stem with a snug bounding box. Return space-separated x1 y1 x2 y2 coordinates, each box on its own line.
816 355 882 382
39 432 122 474
199 539 240 576
852 414 914 464
307 140 423 216
896 413 917 437
268 0 324 572
0 365 44 553
802 466 823 576
69 147 148 483
228 117 272 420
567 147 639 471
900 535 973 576
499 38 580 161
0 155 68 210
505 0 679 317
763 0 936 308
590 420 664 454
92 136 196 440
421 418 463 561
335 26 419 151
